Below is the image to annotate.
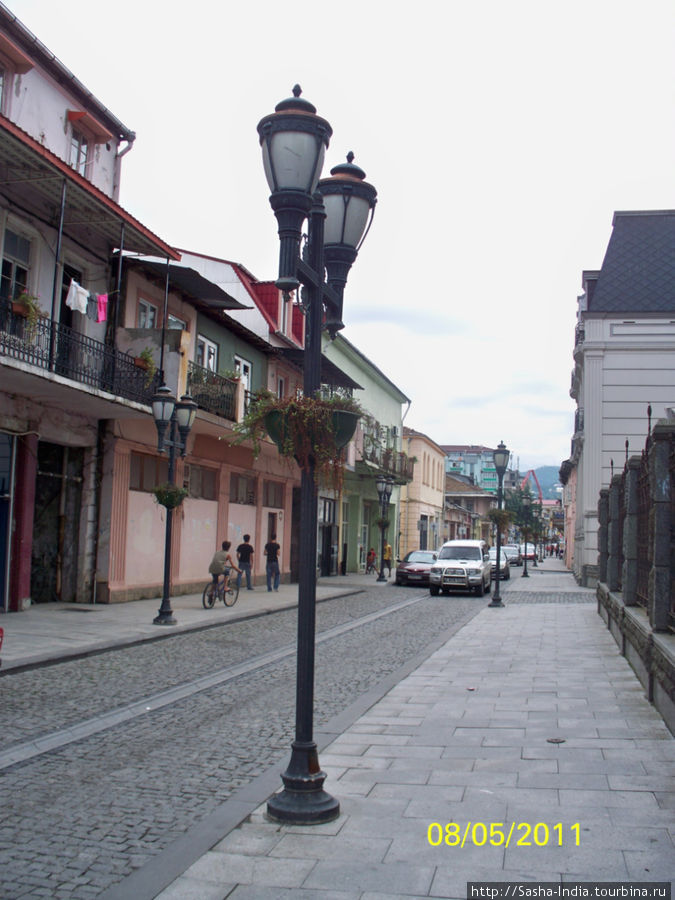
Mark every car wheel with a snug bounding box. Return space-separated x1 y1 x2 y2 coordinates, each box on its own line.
504 568 510 580
429 585 440 596
476 579 485 597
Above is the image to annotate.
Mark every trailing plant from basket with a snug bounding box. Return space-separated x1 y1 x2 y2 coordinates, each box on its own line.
151 482 189 509
12 292 45 332
231 389 364 489
135 346 157 387
486 506 513 537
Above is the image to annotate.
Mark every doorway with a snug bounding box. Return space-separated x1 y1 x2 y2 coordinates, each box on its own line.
31 442 83 603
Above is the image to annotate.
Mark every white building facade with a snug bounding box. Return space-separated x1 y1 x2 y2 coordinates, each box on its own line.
566 211 675 586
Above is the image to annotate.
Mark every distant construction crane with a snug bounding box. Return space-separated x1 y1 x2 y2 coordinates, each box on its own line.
520 470 543 503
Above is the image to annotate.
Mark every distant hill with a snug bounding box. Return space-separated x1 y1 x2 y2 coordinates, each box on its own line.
533 466 562 500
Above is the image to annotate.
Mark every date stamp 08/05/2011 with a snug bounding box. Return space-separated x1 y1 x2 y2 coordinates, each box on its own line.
427 822 581 849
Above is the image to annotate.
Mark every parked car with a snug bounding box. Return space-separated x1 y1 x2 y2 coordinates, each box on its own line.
520 542 536 560
502 544 522 566
488 547 511 580
429 540 491 596
395 550 438 586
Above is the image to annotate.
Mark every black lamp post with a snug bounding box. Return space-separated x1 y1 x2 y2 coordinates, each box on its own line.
376 476 394 583
521 492 531 578
151 385 197 625
258 86 377 825
488 441 509 608
532 509 539 567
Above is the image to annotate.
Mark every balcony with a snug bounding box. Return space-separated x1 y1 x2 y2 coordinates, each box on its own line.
0 298 158 405
187 361 239 421
357 442 414 483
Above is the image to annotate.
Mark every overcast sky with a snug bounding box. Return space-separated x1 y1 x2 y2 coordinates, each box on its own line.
9 0 675 472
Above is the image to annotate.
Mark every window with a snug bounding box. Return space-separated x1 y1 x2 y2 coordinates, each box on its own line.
138 298 157 328
185 464 217 500
230 472 256 505
234 356 252 391
319 498 335 524
167 314 186 330
1 228 31 300
70 128 89 177
263 480 284 508
277 376 285 399
129 452 168 491
197 336 218 372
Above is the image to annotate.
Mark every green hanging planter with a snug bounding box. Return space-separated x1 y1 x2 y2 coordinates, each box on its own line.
152 482 188 509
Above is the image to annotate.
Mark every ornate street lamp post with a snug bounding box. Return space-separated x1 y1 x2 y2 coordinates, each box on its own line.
376 476 394 583
151 386 197 625
521 492 531 578
258 86 377 824
489 441 509 608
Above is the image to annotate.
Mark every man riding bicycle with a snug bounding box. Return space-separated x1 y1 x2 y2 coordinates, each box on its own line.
208 541 241 595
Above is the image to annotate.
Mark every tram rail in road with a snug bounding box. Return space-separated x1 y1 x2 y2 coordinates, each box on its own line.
0 592 427 772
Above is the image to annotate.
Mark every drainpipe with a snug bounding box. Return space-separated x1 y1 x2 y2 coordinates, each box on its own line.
159 256 170 381
113 134 135 201
48 178 67 371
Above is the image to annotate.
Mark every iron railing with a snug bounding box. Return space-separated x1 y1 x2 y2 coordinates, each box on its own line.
187 361 238 421
359 441 415 482
0 298 157 404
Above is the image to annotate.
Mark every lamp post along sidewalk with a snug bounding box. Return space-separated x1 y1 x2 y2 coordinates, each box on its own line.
522 492 531 578
151 386 197 625
489 441 509 608
258 86 377 824
376 476 394 583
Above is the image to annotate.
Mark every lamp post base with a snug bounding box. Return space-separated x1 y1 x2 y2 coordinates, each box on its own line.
488 596 504 607
153 611 177 626
266 741 340 825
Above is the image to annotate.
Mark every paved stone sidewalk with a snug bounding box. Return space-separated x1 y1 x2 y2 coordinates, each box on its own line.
114 572 673 899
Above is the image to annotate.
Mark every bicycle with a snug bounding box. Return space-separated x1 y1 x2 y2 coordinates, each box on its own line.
202 576 239 609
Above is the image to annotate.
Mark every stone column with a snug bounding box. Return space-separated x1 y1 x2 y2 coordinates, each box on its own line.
607 474 622 592
649 422 674 631
622 456 641 606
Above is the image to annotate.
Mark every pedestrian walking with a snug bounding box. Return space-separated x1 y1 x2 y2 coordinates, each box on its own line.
264 533 281 592
382 541 393 577
236 534 254 590
366 548 377 574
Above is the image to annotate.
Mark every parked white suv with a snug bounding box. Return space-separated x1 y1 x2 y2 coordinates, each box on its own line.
429 540 492 596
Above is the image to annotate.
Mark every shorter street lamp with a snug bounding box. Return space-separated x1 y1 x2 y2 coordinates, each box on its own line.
376 476 394 583
151 385 197 625
489 441 509 608
521 492 531 578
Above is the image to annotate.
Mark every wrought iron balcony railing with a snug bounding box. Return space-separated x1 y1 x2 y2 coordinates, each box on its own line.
0 298 158 404
187 361 238 421
358 441 415 482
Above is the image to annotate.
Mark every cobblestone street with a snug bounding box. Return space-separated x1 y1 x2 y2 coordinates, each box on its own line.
1 584 493 899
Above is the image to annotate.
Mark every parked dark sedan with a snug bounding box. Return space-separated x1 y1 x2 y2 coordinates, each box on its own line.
395 550 438 586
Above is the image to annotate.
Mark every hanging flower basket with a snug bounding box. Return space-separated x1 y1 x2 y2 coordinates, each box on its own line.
232 390 363 489
152 482 188 509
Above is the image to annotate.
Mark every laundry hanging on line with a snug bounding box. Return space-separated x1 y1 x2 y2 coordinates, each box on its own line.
65 279 108 323
65 279 89 315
